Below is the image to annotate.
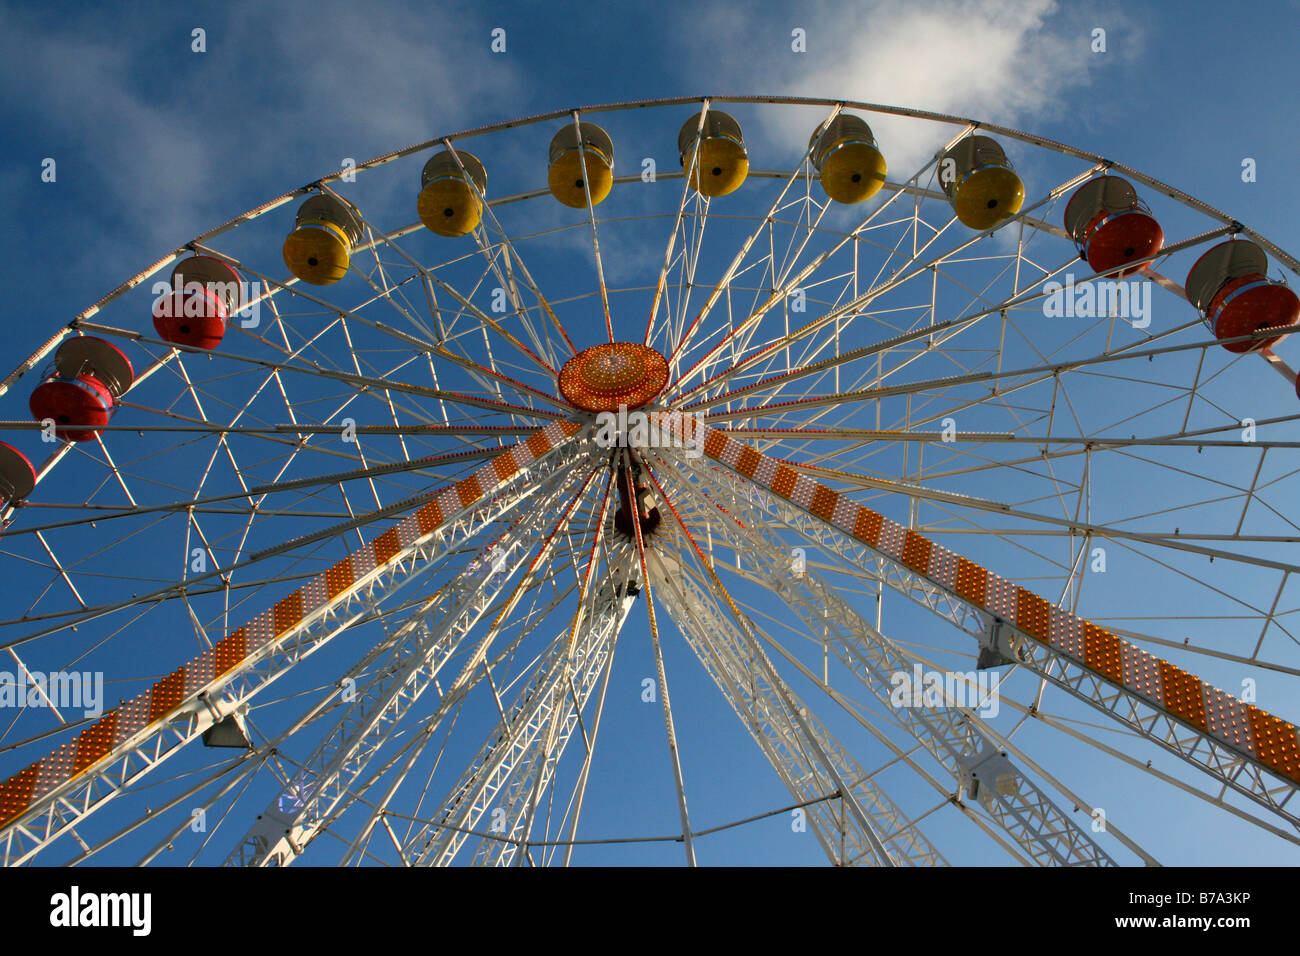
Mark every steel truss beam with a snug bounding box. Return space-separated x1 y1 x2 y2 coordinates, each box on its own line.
333 577 585 866
468 490 621 867
404 563 639 866
223 464 590 866
0 421 589 866
656 418 1300 832
466 596 621 865
647 548 944 866
661 457 1117 865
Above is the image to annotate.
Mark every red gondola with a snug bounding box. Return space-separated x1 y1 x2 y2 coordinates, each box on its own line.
153 256 243 350
1064 176 1163 278
0 442 36 507
29 337 134 442
1185 240 1300 353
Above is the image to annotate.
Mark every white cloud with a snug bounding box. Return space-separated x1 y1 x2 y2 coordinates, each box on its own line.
672 0 1146 172
0 0 1146 348
0 1 525 274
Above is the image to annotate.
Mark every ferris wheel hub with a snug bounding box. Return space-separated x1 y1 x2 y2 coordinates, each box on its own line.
558 342 670 413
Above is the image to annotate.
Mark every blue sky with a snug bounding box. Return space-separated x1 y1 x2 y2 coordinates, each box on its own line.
2 0 1297 350
2 0 1299 866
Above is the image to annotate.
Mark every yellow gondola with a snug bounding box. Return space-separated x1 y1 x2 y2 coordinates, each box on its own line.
678 110 748 198
282 194 365 285
548 122 615 208
418 149 488 237
939 135 1024 230
810 114 887 204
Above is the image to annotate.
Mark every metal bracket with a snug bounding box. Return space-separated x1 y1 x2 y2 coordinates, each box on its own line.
957 746 1017 806
976 618 1029 669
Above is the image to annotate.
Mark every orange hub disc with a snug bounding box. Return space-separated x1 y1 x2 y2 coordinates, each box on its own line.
558 342 670 413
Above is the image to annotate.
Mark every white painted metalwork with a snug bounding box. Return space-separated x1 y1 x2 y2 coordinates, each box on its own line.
2 96 1297 867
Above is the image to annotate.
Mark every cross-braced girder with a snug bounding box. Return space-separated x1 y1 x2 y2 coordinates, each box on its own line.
403 561 639 866
223 460 594 866
646 546 945 866
0 422 590 865
658 454 1118 865
655 418 1300 835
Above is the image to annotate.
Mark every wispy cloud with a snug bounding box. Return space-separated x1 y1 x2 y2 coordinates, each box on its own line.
0 0 1145 366
0 0 525 274
671 0 1146 170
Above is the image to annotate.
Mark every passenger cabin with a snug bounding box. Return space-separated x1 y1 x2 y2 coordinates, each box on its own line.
1063 176 1163 278
29 337 134 443
548 122 615 208
939 135 1024 230
282 193 365 285
678 110 748 198
809 113 887 204
152 255 244 350
1185 240 1300 354
418 149 488 237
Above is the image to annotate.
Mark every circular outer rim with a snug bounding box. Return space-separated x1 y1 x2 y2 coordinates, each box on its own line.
29 93 1300 351
0 93 1298 868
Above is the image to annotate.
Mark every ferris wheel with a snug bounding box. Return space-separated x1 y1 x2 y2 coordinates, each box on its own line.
1 95 1298 867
